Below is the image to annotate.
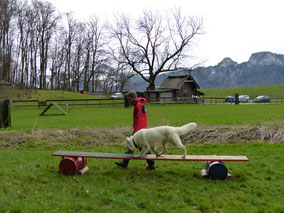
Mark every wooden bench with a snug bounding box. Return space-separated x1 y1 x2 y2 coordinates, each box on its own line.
52 151 248 161
52 151 249 180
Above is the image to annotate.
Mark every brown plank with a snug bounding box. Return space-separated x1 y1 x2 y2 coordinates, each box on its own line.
52 151 249 161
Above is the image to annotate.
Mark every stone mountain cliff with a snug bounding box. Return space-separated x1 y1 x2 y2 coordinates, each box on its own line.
191 51 284 89
127 51 284 90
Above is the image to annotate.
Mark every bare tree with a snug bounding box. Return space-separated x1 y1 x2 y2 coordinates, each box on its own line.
63 13 77 91
110 57 135 92
86 15 107 93
81 24 91 91
48 27 66 89
97 64 116 93
17 1 35 87
110 9 203 90
2 1 203 94
0 0 17 81
70 22 85 91
32 0 60 89
116 65 135 92
15 0 60 89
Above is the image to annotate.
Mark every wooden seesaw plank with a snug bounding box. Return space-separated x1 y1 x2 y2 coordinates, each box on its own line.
52 151 249 162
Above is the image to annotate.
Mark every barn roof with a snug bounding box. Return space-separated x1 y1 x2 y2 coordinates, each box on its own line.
159 74 200 90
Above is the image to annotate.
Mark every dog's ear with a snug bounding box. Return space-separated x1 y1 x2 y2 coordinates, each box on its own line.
125 137 134 150
126 137 131 145
126 137 130 144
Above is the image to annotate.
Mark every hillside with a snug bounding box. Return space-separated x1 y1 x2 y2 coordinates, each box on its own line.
127 51 284 90
0 88 105 101
200 84 284 98
192 52 284 89
1 85 283 101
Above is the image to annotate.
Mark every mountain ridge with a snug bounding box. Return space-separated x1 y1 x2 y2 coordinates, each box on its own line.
127 51 284 90
192 51 284 89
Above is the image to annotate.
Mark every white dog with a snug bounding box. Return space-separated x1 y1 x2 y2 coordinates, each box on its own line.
126 122 197 158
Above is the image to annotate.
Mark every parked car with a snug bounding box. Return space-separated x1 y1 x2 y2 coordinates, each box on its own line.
239 95 250 103
225 96 235 103
253 96 271 103
111 93 123 99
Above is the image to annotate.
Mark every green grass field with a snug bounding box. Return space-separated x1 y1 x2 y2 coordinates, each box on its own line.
2 84 284 101
1 88 107 101
200 84 284 98
8 104 284 130
1 89 284 212
0 143 283 212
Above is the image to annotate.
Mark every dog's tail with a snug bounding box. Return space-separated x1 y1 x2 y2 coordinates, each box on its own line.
174 122 197 136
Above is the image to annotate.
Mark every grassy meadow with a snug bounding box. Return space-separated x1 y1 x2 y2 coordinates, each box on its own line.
0 88 106 101
8 104 284 130
1 84 284 101
0 142 283 213
1 88 284 212
200 84 284 98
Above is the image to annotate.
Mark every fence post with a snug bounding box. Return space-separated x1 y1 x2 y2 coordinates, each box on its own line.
124 96 129 108
235 94 239 105
0 99 11 128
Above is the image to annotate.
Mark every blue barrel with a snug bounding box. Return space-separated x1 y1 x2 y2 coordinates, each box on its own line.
206 161 228 180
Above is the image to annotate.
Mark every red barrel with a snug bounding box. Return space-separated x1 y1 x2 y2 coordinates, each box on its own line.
59 157 87 175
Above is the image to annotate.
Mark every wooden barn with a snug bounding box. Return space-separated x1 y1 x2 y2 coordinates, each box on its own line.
145 74 204 103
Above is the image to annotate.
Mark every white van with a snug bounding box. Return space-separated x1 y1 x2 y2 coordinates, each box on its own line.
239 95 250 103
111 93 123 99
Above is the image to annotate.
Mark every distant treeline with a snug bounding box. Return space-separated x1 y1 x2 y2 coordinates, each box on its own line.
0 0 203 93
0 0 133 93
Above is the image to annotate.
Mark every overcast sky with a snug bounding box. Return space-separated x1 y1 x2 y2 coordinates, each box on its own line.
48 0 284 66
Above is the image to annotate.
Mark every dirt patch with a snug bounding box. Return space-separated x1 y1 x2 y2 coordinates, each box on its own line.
0 123 283 149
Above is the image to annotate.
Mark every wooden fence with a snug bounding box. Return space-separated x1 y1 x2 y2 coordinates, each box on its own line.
149 97 284 105
202 97 284 104
12 99 124 108
11 97 284 108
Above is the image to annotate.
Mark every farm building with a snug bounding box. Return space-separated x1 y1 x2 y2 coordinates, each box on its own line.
144 74 204 103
